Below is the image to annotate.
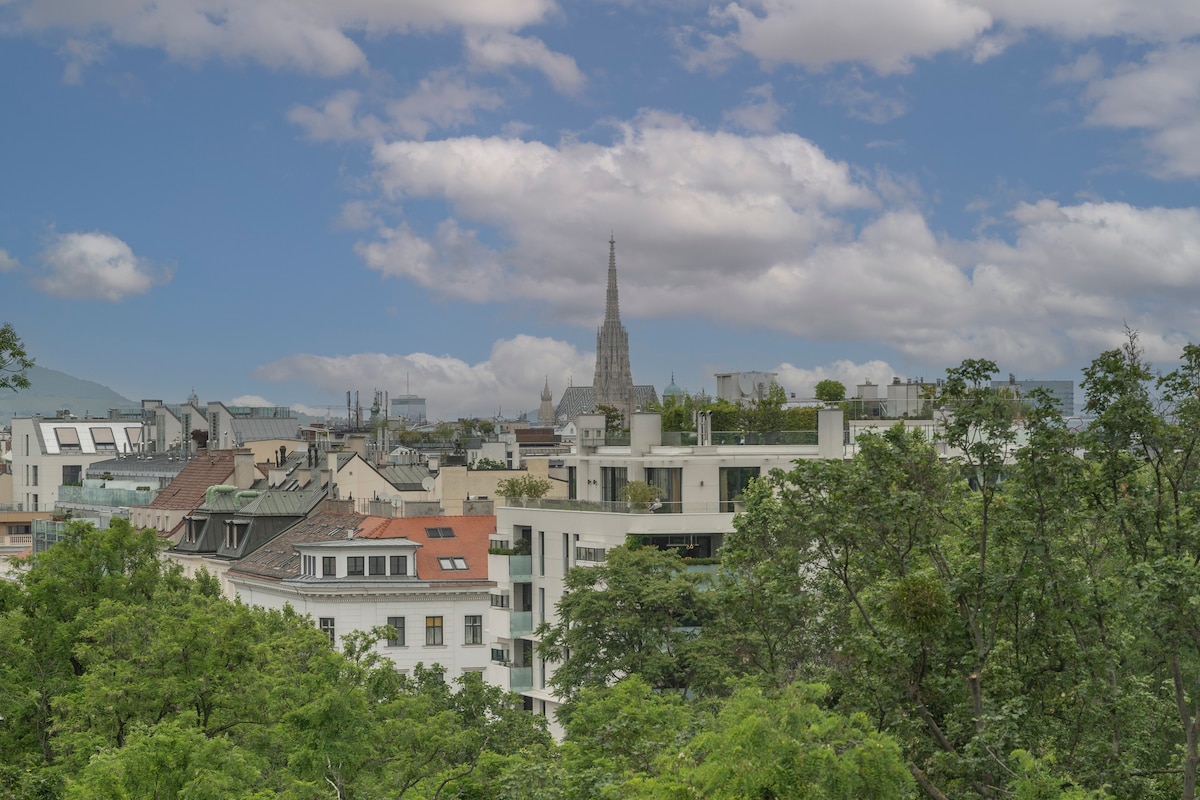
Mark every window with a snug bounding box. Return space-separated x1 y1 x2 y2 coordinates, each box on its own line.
563 532 570 574
54 427 81 451
437 557 469 571
490 593 510 608
600 466 627 502
62 465 82 485
224 522 247 550
319 617 335 644
538 531 544 576
426 616 443 645
386 616 405 646
720 466 761 512
576 546 607 563
645 467 683 512
568 466 577 499
91 427 117 451
491 647 510 663
368 555 386 576
538 588 545 625
425 526 456 538
322 556 336 576
31 466 38 487
390 554 407 576
347 556 365 576
464 615 483 645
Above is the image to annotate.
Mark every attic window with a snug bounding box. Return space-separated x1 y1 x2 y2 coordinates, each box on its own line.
425 527 456 539
437 557 469 571
55 427 81 451
91 427 117 450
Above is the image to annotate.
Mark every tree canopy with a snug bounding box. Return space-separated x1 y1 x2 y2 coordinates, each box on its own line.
0 322 34 393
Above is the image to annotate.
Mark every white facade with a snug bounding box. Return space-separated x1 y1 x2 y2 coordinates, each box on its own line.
10 416 148 512
229 537 493 676
484 409 846 729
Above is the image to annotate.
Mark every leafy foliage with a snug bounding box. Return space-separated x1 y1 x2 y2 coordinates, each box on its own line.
496 474 553 499
0 322 34 393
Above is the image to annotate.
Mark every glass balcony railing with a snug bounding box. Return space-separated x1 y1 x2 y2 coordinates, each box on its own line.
510 666 533 693
508 554 532 580
510 611 533 638
57 485 158 507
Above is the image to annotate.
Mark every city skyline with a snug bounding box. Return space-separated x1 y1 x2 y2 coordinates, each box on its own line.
2 1 1198 419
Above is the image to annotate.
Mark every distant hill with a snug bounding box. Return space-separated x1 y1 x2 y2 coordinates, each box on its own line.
0 366 133 426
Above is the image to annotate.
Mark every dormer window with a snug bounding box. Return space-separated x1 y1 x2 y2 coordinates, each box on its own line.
91 427 117 451
390 555 408 576
55 427 81 451
438 557 469 571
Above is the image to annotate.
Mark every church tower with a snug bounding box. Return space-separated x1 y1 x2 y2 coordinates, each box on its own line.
537 376 556 427
592 236 635 424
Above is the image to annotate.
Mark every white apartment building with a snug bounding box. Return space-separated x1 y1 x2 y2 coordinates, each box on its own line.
228 510 495 677
9 414 149 512
484 409 845 729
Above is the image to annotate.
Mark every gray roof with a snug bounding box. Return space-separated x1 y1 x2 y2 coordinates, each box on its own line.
236 486 326 517
555 385 661 421
376 463 432 491
230 417 302 443
85 453 192 480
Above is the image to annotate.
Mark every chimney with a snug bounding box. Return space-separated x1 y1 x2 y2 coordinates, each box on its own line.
327 451 338 499
233 448 255 489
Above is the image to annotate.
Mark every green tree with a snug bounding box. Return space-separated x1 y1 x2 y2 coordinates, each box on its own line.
739 382 786 435
0 322 34 393
621 480 661 508
596 404 624 433
638 683 915 800
815 379 846 404
496 474 553 500
537 545 710 701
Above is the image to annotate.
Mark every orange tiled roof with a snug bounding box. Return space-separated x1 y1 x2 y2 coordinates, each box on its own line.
358 515 495 581
141 451 237 511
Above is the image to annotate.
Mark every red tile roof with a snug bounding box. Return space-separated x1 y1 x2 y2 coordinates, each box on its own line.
141 451 238 511
357 515 495 581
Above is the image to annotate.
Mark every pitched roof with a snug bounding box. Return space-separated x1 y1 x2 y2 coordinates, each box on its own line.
357 515 495 581
227 506 384 581
141 451 237 511
555 385 660 421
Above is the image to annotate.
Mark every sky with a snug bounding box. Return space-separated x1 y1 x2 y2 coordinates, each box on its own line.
1 0 1199 421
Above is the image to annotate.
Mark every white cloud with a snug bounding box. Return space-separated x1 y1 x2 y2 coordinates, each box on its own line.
464 30 586 95
289 73 504 142
364 113 875 317
711 0 992 74
723 83 785 133
36 231 168 301
1080 43 1200 177
255 334 593 420
11 0 557 77
0 248 18 272
773 359 900 399
346 110 1200 372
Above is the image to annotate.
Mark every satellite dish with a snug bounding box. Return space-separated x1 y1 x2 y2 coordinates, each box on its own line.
421 476 436 492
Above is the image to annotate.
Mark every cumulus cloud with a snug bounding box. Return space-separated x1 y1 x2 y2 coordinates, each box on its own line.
10 0 557 77
1079 43 1200 178
350 104 1200 373
362 112 875 318
707 0 992 74
464 30 586 95
773 359 901 400
255 334 594 420
0 248 18 272
35 231 168 301
722 83 785 133
289 73 505 142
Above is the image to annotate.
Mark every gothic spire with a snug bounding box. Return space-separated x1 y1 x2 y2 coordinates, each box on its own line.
605 234 620 324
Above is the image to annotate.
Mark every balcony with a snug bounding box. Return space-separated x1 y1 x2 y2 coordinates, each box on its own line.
57 485 158 508
508 554 532 580
500 497 738 514
510 611 533 638
509 666 533 693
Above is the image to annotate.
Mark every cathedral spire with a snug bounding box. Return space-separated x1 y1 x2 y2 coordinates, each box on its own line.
605 234 620 325
593 235 635 423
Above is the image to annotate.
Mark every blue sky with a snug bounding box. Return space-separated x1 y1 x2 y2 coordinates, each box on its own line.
2 0 1199 421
